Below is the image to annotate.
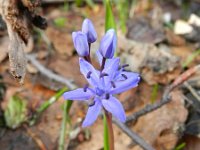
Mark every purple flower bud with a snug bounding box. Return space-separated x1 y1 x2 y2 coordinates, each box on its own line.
82 19 97 43
72 31 89 56
99 29 117 59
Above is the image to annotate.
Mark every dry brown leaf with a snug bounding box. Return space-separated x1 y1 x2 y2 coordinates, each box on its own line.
131 90 188 150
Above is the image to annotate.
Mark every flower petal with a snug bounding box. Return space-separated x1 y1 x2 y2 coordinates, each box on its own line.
79 58 100 87
63 88 94 100
82 18 97 43
110 75 140 94
82 98 102 127
115 72 140 81
72 31 89 56
103 57 120 79
102 96 126 122
96 50 103 65
99 29 117 58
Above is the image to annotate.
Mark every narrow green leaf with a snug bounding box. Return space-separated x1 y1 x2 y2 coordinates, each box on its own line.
174 143 186 150
150 84 159 104
103 113 109 150
29 87 68 126
58 100 73 150
104 0 116 32
182 49 200 68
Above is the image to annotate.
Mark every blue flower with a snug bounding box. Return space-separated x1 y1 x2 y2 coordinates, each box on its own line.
72 31 89 56
63 58 140 127
82 19 97 43
99 29 117 59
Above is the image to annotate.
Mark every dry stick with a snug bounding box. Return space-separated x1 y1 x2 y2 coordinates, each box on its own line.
27 54 153 150
183 82 200 103
26 54 77 89
113 118 155 150
126 65 200 123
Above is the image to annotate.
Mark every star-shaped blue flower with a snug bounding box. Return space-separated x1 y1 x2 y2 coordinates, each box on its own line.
63 57 140 127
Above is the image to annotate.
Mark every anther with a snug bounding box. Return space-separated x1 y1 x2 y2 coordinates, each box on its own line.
121 74 128 79
122 64 129 68
83 84 89 92
100 72 108 78
89 101 95 107
87 71 92 79
105 93 110 99
111 81 116 88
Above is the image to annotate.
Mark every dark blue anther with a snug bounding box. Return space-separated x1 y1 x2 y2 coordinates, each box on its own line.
100 72 108 78
87 71 92 79
105 93 110 99
111 81 116 88
89 101 95 107
121 74 128 79
83 84 89 92
122 64 129 68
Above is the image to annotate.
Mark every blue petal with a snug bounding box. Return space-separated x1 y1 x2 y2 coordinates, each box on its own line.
103 57 120 78
102 96 126 122
96 50 103 65
82 98 102 127
82 19 97 43
99 29 117 58
79 58 100 87
110 75 140 94
63 88 94 100
115 72 139 81
72 31 89 56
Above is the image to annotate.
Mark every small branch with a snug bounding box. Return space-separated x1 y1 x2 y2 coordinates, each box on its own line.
26 54 77 90
113 118 155 150
126 65 200 123
183 82 200 103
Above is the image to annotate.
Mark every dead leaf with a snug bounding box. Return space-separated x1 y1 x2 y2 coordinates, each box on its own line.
132 90 188 150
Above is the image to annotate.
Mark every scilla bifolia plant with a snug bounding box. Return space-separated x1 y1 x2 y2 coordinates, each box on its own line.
63 18 140 149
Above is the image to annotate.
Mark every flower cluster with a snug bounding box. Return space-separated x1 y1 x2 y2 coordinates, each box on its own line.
63 19 140 127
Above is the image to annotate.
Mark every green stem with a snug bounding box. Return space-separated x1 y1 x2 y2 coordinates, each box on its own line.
58 100 72 150
104 111 114 150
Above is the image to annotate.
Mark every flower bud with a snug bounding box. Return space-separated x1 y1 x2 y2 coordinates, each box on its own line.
82 19 97 43
99 29 116 59
72 31 89 56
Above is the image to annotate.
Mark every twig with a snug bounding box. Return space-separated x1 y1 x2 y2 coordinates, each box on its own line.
183 82 200 103
126 65 200 123
113 118 155 150
26 54 77 89
24 125 47 150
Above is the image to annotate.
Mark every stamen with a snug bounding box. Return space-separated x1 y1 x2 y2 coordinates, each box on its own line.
121 74 128 79
83 84 89 92
89 101 95 107
111 81 116 88
122 64 129 68
100 72 108 78
86 71 92 79
105 93 110 99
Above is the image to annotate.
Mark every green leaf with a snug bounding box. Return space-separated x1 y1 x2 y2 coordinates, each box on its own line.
58 89 73 150
174 143 186 150
54 17 67 28
103 113 109 150
104 0 116 32
4 96 27 129
150 84 159 104
182 49 200 68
